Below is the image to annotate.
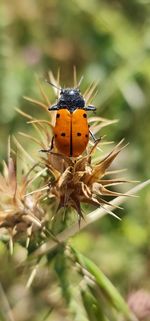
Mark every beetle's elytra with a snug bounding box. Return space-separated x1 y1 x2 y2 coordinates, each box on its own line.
45 83 97 157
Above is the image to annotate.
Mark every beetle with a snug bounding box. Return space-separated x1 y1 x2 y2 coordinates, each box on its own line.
42 81 97 157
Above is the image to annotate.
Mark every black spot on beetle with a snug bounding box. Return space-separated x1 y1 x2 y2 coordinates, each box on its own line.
56 113 60 118
77 132 81 136
85 134 88 138
61 133 66 136
83 113 87 118
55 134 57 138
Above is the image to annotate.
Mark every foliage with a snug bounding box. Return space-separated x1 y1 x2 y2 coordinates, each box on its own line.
0 0 150 320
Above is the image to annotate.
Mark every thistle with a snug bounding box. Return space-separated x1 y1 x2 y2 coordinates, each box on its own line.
42 139 132 222
17 72 133 224
0 139 45 252
0 72 140 242
128 290 150 320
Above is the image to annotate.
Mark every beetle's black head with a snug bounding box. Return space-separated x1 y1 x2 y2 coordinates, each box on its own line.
58 88 85 111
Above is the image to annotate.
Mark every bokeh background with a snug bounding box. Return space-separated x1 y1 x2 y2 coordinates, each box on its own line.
0 0 150 320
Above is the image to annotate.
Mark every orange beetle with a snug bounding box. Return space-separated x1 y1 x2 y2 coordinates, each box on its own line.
45 83 97 157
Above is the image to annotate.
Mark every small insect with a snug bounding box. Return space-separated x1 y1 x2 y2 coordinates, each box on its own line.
43 80 97 157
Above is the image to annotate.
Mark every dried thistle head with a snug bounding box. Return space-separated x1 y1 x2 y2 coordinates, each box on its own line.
15 72 132 223
41 139 131 223
0 140 45 251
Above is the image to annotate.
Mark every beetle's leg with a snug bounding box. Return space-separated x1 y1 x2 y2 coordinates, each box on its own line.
48 104 59 111
84 105 96 111
40 136 54 153
50 136 54 150
89 129 97 142
89 129 101 143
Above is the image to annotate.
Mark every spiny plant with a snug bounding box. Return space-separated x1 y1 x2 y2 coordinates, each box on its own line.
0 71 149 321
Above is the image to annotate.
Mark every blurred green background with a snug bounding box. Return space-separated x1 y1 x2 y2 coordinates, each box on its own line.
0 0 150 320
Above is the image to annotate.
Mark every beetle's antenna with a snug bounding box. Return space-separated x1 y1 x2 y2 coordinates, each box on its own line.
45 79 62 91
76 75 84 88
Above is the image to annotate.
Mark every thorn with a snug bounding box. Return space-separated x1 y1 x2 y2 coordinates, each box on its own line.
9 235 13 256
